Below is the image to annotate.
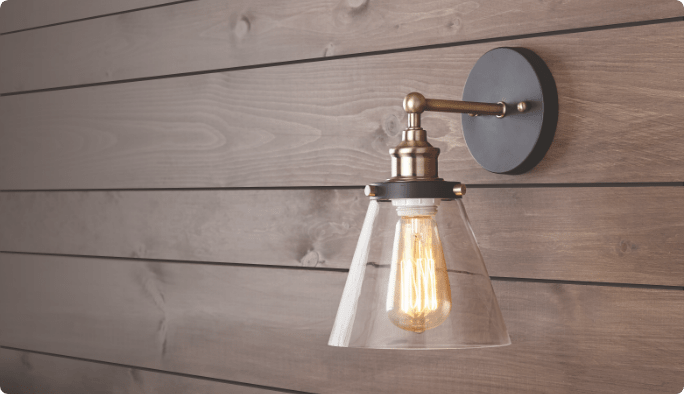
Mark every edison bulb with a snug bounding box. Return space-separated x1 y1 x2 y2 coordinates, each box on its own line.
386 199 452 333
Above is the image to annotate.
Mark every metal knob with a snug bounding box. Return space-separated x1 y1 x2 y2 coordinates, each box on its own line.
453 184 466 197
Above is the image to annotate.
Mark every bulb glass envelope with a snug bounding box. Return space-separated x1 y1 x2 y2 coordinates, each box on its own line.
329 197 510 349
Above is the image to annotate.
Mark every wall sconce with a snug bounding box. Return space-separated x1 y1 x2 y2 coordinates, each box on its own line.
329 47 558 349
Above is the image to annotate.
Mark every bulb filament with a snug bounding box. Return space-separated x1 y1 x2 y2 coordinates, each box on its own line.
387 214 451 333
400 232 439 316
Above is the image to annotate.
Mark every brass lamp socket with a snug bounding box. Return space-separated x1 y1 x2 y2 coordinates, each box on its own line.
389 138 441 182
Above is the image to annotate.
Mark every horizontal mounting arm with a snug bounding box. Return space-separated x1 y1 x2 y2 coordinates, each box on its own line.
404 92 507 116
425 98 504 116
403 92 527 128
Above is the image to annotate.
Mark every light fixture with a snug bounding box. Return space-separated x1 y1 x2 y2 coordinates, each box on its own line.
329 47 558 349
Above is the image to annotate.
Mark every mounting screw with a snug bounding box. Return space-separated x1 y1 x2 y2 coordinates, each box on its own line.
364 185 377 197
453 184 467 197
517 101 528 113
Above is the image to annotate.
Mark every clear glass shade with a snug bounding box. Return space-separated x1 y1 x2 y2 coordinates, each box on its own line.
329 197 510 349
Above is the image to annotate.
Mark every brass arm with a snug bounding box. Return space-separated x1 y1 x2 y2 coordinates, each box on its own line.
403 92 525 128
425 99 504 116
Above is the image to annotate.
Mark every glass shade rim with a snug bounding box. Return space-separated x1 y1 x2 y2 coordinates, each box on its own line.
329 340 512 350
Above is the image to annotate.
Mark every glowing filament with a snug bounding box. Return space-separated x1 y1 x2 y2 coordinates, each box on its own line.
387 215 451 333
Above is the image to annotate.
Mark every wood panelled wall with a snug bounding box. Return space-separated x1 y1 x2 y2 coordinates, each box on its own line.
1 1 683 393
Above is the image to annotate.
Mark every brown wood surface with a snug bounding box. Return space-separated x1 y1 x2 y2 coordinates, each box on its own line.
2 23 683 189
0 0 183 34
1 187 683 286
1 2 683 393
1 0 683 93
0 348 276 394
0 253 682 394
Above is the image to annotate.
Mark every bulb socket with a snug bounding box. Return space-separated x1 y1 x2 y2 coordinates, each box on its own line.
389 127 441 181
392 198 440 216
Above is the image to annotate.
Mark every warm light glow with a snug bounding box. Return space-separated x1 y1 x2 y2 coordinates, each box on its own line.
386 214 451 333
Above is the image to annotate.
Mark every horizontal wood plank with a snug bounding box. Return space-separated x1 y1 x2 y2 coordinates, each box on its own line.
0 0 183 34
1 187 683 286
2 23 684 189
0 253 682 393
0 348 276 394
1 0 683 93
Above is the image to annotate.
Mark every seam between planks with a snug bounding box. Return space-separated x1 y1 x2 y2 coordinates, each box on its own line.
0 346 317 394
1 251 682 291
489 276 684 291
0 182 683 193
0 251 351 273
0 0 200 36
1 16 682 97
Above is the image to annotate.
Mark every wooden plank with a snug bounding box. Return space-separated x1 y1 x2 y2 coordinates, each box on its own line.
1 187 683 286
1 0 683 93
0 0 183 34
2 23 684 189
0 253 682 394
0 348 278 394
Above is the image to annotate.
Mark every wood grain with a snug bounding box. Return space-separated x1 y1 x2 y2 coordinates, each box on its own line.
2 23 684 189
1 0 683 93
0 0 183 34
0 348 277 394
1 187 683 286
0 253 681 394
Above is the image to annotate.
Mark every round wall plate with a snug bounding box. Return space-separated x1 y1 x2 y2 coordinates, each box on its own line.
461 47 558 174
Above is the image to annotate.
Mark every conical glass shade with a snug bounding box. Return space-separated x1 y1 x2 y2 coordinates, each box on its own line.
329 198 510 349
